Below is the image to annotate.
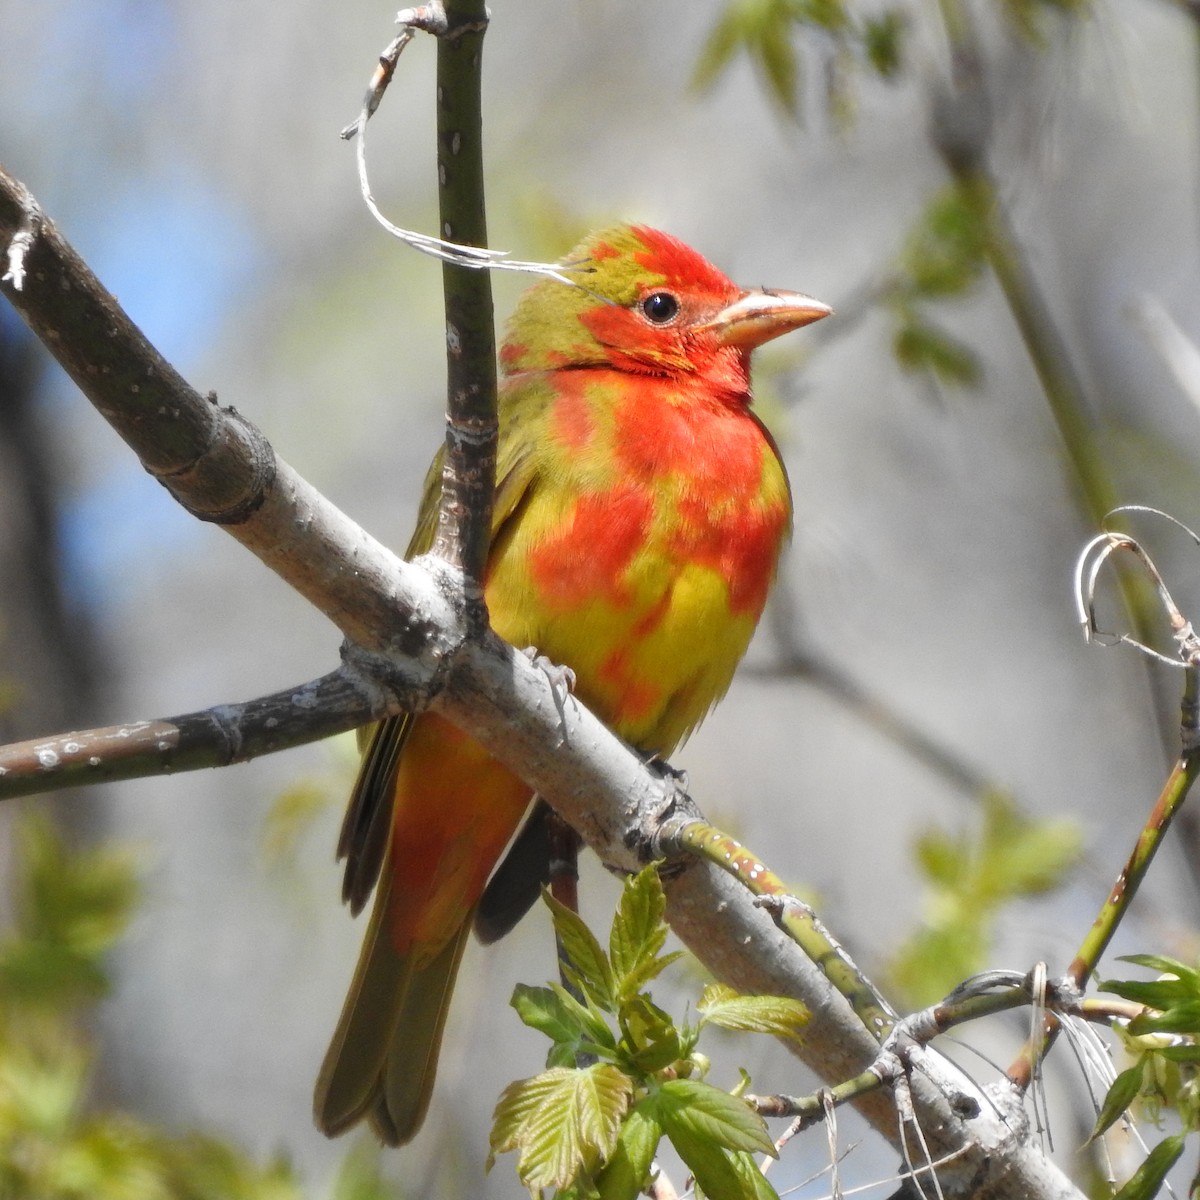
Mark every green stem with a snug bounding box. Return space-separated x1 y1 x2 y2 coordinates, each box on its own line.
664 819 897 1041
1008 673 1200 1086
1068 754 1200 989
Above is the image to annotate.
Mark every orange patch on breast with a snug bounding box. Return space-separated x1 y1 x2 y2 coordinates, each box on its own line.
551 377 595 450
674 491 790 617
597 646 664 723
611 390 789 618
530 486 653 610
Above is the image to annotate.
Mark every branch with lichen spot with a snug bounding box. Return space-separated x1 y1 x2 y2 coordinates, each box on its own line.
0 668 389 798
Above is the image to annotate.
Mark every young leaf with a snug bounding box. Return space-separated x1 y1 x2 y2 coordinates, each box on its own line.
900 189 987 299
1100 977 1198 1009
623 1020 683 1075
545 892 616 1010
1089 1061 1145 1143
654 1078 775 1156
618 949 687 1002
692 0 804 120
1118 955 1200 987
1112 1134 1186 1200
653 1086 779 1200
490 1064 635 1192
491 1068 571 1163
609 866 669 992
547 983 618 1053
595 1101 662 1200
512 984 587 1044
893 318 981 387
698 984 809 1040
728 1148 785 1200
1154 1044 1200 1063
1130 1002 1200 1037
863 10 904 77
20 814 140 959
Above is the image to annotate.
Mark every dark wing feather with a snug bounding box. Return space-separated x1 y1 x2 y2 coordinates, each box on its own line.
336 407 546 914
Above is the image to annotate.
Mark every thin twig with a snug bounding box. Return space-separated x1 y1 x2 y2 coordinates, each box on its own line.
0 668 390 800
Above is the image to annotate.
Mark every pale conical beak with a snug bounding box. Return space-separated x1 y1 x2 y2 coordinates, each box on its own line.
709 288 833 349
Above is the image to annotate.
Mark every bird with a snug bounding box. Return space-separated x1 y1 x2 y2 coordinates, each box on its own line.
313 223 831 1145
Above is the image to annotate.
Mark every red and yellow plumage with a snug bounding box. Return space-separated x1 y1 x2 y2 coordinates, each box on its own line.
314 225 830 1145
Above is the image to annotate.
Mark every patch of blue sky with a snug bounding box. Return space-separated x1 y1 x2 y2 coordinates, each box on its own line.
55 171 264 613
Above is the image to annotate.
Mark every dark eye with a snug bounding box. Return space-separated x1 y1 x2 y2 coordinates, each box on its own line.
640 291 680 324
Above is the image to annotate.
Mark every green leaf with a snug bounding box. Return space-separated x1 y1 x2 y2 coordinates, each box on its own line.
20 815 140 960
618 991 685 1072
0 940 110 1008
547 983 618 1054
654 1079 775 1156
609 866 669 996
727 1149 784 1200
1153 1044 1200 1063
654 1088 780 1200
595 1101 662 1200
490 1064 634 1192
262 780 332 865
794 0 848 30
1130 1002 1200 1037
512 984 587 1045
1089 1061 1145 1142
1118 955 1200 986
984 812 1081 897
1100 978 1199 1009
863 11 904 76
900 189 988 298
1112 1134 1186 1200
755 14 801 118
545 892 616 1010
692 3 744 94
698 984 809 1040
490 1070 564 1163
624 1026 683 1074
890 793 1081 1006
692 0 803 120
892 319 981 388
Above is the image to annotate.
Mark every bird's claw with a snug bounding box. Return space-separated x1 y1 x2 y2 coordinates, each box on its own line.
522 648 576 741
644 754 689 794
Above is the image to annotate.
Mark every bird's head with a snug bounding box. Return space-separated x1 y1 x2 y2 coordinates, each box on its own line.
500 224 831 386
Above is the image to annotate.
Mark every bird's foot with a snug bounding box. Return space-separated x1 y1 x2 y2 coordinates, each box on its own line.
643 753 689 795
521 647 576 739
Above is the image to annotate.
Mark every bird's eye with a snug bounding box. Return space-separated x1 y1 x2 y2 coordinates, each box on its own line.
639 291 680 325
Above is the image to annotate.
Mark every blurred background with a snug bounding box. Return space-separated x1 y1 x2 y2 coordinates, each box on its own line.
2 0 1199 1195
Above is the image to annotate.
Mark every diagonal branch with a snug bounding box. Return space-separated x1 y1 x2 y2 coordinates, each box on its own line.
0 167 1081 1199
0 165 450 665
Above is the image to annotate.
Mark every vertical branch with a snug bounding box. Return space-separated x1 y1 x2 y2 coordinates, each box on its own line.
432 0 497 628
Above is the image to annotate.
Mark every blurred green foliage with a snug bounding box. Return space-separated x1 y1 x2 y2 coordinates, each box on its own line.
886 792 1082 1007
692 0 906 124
0 812 393 1200
886 186 989 387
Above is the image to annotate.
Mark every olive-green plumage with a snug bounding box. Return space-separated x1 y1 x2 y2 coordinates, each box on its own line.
314 225 830 1144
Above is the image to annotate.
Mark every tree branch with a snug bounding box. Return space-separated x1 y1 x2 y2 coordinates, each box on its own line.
0 667 387 798
0 166 1082 1198
432 0 497 609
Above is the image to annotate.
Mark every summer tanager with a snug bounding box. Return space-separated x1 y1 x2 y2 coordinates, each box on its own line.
313 224 830 1145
